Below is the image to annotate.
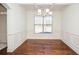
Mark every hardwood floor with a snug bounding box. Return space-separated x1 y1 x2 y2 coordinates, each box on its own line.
8 39 77 55
0 47 7 55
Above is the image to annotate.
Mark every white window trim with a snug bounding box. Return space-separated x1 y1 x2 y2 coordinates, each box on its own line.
34 15 53 34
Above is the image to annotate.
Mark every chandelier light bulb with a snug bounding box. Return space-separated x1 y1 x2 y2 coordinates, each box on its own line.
38 9 41 13
46 9 50 13
49 12 52 15
37 9 42 15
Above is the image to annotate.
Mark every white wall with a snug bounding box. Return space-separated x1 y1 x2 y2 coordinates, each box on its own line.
62 4 79 54
7 4 27 52
6 3 79 54
26 10 62 39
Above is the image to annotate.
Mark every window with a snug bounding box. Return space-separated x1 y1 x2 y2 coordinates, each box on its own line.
34 15 52 33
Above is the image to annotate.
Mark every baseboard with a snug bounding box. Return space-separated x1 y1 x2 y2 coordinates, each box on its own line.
62 39 79 55
28 38 61 40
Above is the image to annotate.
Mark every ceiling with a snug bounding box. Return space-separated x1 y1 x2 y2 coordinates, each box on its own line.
20 3 70 10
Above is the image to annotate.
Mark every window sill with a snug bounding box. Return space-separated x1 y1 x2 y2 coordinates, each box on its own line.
35 32 52 34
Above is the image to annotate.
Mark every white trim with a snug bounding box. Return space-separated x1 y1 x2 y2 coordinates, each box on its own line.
2 3 10 9
62 39 79 54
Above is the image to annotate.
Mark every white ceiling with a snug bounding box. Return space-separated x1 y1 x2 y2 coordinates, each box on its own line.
20 3 70 10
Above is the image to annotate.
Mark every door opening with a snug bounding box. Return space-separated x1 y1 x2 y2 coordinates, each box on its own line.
0 4 7 55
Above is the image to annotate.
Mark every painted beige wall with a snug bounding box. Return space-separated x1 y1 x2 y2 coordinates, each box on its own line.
26 10 62 39
0 5 7 43
61 4 79 54
0 14 7 43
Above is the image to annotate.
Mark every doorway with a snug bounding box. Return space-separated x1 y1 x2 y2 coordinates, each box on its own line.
0 4 7 55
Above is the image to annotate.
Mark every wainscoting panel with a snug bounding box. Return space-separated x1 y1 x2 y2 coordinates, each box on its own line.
62 32 79 54
7 31 27 52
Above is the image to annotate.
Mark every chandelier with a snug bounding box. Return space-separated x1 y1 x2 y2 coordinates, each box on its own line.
37 8 52 16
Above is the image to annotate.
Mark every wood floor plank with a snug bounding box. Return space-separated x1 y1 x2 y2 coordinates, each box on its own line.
8 39 77 55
